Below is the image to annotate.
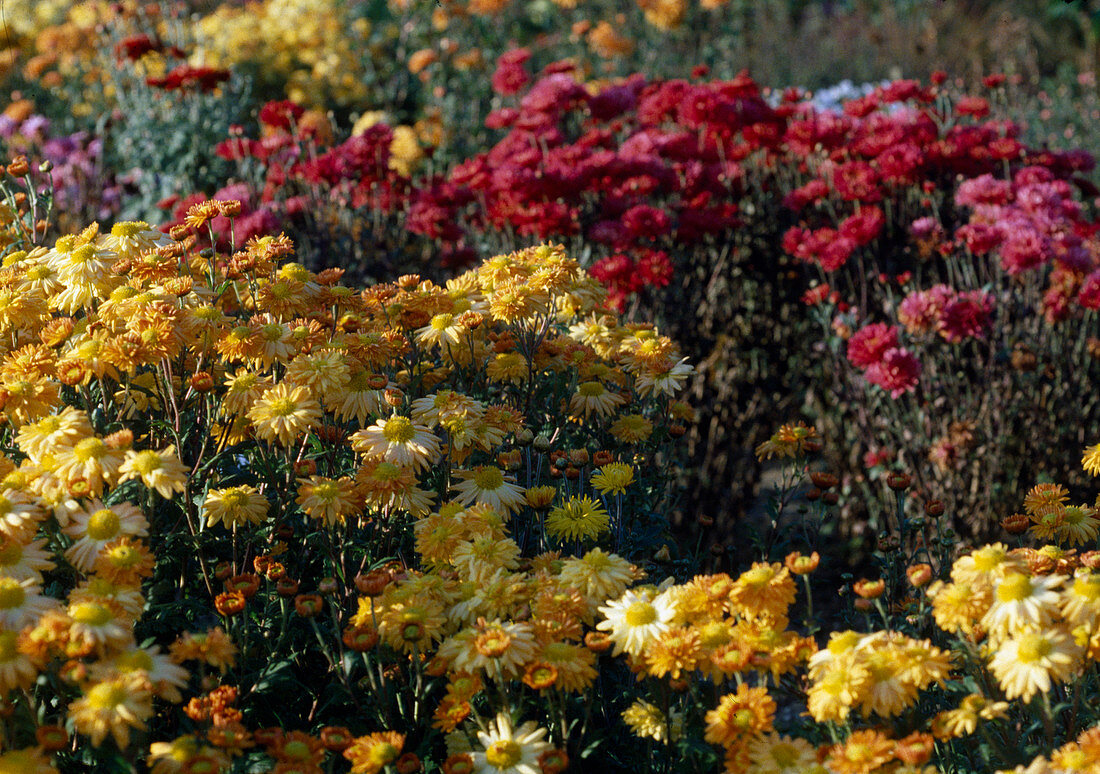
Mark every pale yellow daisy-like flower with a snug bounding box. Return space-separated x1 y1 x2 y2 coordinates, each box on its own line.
63 501 149 573
0 536 55 582
415 312 466 349
92 644 190 704
296 475 360 527
0 576 56 629
451 466 527 516
67 600 133 656
988 626 1082 702
350 415 442 471
117 446 188 499
202 486 270 529
470 713 551 774
52 436 125 496
247 381 322 446
69 672 153 748
982 571 1064 638
568 381 626 419
597 588 677 657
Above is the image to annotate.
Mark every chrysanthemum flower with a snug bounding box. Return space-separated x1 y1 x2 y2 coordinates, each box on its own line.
1083 443 1100 476
989 626 1082 702
69 673 153 748
470 713 551 774
932 693 1010 738
622 699 678 743
536 640 597 693
926 579 992 636
634 357 693 399
451 467 527 516
296 475 360 527
0 536 54 582
247 382 322 446
746 732 818 774
168 627 237 673
52 436 124 496
590 462 634 495
596 588 677 657
729 562 796 622
447 619 538 678
645 626 702 679
0 748 56 774
67 601 132 656
0 629 38 693
568 381 626 418
351 415 442 471
344 731 405 774
117 446 187 499
558 549 634 614
705 683 776 746
356 459 435 517
825 729 896 774
1062 572 1100 626
609 414 653 443
982 571 1064 637
63 501 149 572
545 496 610 542
97 644 190 703
202 486 270 529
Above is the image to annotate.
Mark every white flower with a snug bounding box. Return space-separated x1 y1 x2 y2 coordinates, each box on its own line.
470 713 551 774
596 587 677 657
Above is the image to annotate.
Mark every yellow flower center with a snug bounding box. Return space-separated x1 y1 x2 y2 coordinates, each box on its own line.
111 222 147 238
381 417 416 443
847 743 873 763
0 579 26 609
87 509 121 541
740 566 774 586
268 397 299 417
270 282 293 300
129 450 162 476
369 743 399 766
223 489 249 507
430 313 453 330
771 743 798 767
1017 633 1053 663
996 573 1033 603
87 682 128 709
624 601 657 627
260 323 284 342
577 381 605 397
733 708 756 729
485 740 522 769
69 245 96 265
1074 575 1100 600
472 467 504 490
0 540 21 565
283 740 312 760
73 437 106 463
311 481 339 502
371 462 402 482
106 544 141 567
71 602 112 626
116 650 154 672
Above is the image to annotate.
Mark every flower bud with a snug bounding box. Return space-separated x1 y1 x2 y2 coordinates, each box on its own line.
6 156 29 177
822 491 839 505
886 472 911 491
907 564 933 588
924 499 945 517
533 434 552 453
